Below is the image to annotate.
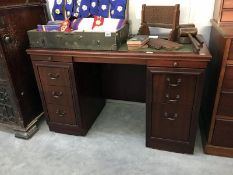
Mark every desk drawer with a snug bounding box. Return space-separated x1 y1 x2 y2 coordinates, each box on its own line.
221 10 233 22
44 86 74 106
222 65 233 91
148 60 208 69
152 72 197 105
47 104 76 125
151 103 192 141
212 119 233 147
31 55 72 62
223 0 233 8
36 62 72 87
217 92 233 117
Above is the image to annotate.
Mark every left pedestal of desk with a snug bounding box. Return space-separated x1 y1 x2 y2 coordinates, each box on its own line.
29 54 105 136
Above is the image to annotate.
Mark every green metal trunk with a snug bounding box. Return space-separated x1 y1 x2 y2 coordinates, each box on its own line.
27 24 129 51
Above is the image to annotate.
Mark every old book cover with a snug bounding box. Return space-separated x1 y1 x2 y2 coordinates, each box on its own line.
127 35 149 45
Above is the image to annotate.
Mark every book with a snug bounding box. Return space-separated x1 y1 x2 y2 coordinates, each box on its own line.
128 44 149 51
127 35 149 46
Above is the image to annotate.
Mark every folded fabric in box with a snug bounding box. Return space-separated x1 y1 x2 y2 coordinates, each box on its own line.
98 0 110 18
90 0 99 16
71 18 126 32
72 0 81 17
70 18 83 30
65 0 74 18
47 20 64 25
37 25 60 32
110 0 127 19
37 21 64 32
52 0 65 20
79 0 91 17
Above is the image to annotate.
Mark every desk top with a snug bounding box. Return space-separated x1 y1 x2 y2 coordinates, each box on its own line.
27 42 211 67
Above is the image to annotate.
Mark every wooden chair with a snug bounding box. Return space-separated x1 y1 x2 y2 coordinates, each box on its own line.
138 4 180 41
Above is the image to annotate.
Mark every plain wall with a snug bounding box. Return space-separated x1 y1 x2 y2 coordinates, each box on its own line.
47 0 215 43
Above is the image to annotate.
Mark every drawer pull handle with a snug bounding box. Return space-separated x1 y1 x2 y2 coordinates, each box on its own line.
48 73 60 80
3 35 12 44
166 78 182 87
164 112 178 121
165 94 180 102
56 109 66 117
52 91 63 98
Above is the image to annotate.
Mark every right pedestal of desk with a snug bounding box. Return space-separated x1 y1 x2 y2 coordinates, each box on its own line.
147 67 205 154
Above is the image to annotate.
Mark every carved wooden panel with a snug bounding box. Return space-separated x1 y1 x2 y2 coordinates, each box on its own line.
0 45 15 123
0 83 16 123
0 62 5 80
0 0 45 7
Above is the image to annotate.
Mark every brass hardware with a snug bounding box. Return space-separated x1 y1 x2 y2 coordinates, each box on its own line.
52 91 63 98
56 109 66 117
97 40 100 47
21 92 24 96
165 94 180 102
56 35 63 39
47 56 52 61
173 62 178 67
164 112 178 121
48 73 60 80
3 35 12 44
166 77 182 87
41 38 46 47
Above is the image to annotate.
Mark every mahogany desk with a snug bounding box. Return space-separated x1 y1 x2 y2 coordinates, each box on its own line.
27 44 211 154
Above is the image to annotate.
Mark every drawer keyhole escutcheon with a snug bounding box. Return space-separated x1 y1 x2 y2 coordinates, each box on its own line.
164 112 178 121
48 73 60 80
47 56 52 61
165 94 180 102
56 109 66 117
173 62 178 67
52 91 63 98
166 77 182 87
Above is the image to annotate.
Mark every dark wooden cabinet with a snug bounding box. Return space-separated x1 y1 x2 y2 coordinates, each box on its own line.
27 45 211 154
0 0 46 6
200 21 233 157
147 67 204 153
0 1 47 138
